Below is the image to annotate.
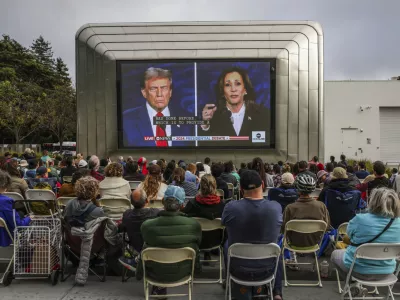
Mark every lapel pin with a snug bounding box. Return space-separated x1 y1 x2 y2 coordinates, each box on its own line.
248 116 252 121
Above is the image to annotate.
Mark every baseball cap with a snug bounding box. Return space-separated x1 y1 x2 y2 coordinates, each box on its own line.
36 166 48 176
164 185 185 204
240 170 263 190
282 172 295 185
78 160 88 168
331 167 348 180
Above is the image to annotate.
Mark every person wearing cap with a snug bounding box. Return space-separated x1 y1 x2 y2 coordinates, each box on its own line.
268 172 298 213
282 173 330 248
137 164 168 207
27 166 58 193
78 159 88 168
136 185 202 297
19 159 29 178
222 170 283 300
346 165 361 187
24 159 39 179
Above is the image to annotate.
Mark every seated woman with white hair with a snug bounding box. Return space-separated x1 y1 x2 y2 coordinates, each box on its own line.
99 163 131 200
331 187 400 296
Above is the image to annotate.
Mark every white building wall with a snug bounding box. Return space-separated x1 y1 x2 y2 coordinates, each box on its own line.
324 81 400 163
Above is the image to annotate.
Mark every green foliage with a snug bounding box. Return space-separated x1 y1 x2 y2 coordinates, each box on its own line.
0 34 76 145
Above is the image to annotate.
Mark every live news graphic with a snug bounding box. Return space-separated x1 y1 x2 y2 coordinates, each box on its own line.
118 60 274 149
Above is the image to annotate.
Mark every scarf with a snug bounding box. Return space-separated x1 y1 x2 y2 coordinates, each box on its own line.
195 194 221 205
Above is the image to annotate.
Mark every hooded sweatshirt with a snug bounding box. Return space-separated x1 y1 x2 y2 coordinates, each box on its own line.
183 194 225 220
99 176 131 200
63 198 104 225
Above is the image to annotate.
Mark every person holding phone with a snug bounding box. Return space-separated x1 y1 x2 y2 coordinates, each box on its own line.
199 66 270 145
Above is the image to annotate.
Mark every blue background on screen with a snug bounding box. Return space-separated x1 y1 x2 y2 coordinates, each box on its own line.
196 61 271 113
120 62 195 114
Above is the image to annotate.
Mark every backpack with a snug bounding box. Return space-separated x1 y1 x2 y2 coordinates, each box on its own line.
68 203 97 227
268 188 298 212
324 189 361 228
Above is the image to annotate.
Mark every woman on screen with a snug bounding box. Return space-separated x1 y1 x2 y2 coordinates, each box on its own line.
200 66 270 145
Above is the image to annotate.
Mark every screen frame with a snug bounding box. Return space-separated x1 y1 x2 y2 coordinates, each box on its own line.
116 58 276 150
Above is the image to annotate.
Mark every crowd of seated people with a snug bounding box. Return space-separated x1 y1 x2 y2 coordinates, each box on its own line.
1 150 400 298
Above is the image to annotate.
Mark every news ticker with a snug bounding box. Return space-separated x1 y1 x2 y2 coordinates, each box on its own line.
153 116 209 126
144 136 249 141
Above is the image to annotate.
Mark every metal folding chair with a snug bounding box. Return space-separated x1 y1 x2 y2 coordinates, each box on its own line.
226 183 235 200
25 189 58 217
337 243 400 300
142 247 196 300
226 243 281 300
193 218 225 284
282 220 327 287
0 217 14 286
129 181 141 191
57 197 75 210
99 198 132 220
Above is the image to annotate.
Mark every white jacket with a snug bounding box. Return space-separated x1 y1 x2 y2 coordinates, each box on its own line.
99 176 131 200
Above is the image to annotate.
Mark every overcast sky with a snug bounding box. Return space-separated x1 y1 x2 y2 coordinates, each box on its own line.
1 0 399 82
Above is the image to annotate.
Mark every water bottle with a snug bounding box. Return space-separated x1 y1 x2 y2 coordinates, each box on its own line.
320 260 329 278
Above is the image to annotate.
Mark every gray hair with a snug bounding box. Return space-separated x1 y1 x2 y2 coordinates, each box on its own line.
141 67 172 89
131 188 147 209
368 187 400 218
163 197 181 212
0 170 11 190
89 155 100 171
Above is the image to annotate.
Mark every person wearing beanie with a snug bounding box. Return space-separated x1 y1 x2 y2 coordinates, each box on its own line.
136 185 201 297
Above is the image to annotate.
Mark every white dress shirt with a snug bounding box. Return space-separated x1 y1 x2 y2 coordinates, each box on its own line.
146 102 172 146
228 103 246 136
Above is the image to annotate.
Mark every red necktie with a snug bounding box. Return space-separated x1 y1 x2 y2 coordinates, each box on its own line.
155 112 168 147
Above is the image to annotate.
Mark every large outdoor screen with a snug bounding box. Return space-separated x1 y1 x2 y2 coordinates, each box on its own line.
117 59 275 149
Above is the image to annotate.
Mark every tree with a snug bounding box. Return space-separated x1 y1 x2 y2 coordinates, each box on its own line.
44 85 76 150
0 81 46 143
55 57 71 85
31 35 54 70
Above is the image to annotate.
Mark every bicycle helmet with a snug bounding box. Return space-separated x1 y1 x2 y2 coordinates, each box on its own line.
294 173 316 194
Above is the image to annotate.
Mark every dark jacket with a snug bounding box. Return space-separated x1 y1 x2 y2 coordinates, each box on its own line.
183 195 225 220
216 177 229 200
124 173 145 182
357 176 390 194
60 165 77 180
355 170 370 180
137 211 202 282
120 207 159 252
198 103 270 146
347 173 361 187
63 199 104 226
268 184 298 212
318 178 360 228
220 172 238 187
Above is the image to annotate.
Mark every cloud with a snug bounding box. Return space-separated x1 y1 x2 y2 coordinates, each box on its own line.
1 0 399 81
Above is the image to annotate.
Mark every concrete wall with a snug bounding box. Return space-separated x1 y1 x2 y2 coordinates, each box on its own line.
324 81 400 162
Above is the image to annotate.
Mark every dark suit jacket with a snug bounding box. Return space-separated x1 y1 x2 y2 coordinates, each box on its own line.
123 105 194 147
199 103 270 146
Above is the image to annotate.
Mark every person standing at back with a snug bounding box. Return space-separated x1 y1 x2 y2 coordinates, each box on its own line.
203 157 211 175
222 170 283 300
356 161 389 195
355 161 370 180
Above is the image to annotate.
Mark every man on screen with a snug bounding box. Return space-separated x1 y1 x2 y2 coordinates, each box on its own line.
123 67 194 147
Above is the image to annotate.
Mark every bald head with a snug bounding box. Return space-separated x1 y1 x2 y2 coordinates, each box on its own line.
131 188 147 209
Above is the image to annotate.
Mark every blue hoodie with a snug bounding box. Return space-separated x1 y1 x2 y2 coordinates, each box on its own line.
0 194 31 246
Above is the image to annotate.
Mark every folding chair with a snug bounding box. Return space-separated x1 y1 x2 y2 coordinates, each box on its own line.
216 189 224 200
282 220 327 287
226 243 281 300
337 243 400 300
62 176 73 183
142 247 196 300
25 189 58 217
99 198 132 220
129 181 141 191
193 218 224 284
310 189 322 198
57 197 75 210
226 183 235 200
4 192 29 213
0 217 14 286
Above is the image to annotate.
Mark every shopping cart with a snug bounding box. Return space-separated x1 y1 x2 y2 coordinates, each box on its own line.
12 200 62 285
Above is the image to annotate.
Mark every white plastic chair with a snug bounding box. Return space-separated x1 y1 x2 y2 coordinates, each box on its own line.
193 218 225 284
282 220 327 287
129 181 141 190
99 198 132 220
337 243 400 300
62 176 73 183
226 243 281 300
142 247 196 300
0 217 14 286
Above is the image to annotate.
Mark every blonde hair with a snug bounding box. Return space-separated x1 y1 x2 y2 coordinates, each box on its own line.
75 176 100 203
199 174 217 196
105 162 123 177
142 173 162 200
368 187 400 218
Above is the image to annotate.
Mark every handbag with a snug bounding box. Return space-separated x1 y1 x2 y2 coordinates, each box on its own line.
350 218 395 247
